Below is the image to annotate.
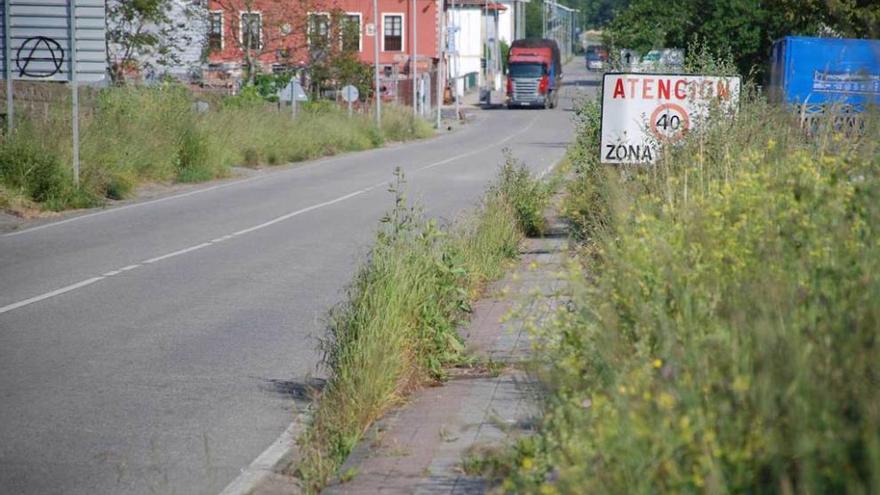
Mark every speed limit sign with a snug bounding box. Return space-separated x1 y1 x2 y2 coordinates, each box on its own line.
649 103 690 143
600 73 741 164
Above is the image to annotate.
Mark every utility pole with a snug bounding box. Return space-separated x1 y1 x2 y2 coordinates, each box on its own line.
542 0 545 38
451 0 459 119
69 0 80 187
412 0 418 116
436 1 443 129
4 0 12 136
373 0 382 127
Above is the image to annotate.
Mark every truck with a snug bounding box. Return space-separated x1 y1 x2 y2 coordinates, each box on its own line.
506 39 562 109
769 36 880 112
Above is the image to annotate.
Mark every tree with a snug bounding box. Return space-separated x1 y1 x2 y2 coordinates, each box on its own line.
105 0 198 83
603 0 879 79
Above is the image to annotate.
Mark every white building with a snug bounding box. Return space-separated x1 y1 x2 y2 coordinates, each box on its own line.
446 0 509 96
495 0 527 44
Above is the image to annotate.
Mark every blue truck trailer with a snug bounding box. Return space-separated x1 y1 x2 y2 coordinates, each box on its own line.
769 36 880 111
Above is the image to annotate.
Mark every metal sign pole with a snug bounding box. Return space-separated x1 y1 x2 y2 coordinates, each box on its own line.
412 0 417 116
69 0 80 187
4 0 12 135
372 0 382 128
435 2 442 129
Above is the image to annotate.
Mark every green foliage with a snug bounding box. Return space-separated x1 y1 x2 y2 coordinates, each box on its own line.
493 152 550 237
295 166 533 492
604 0 880 78
500 40 510 73
0 130 93 210
253 73 293 102
106 0 197 82
502 91 880 493
0 85 432 213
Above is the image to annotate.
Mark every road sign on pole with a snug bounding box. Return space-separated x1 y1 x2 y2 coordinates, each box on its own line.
1 0 107 186
600 73 741 164
341 84 359 117
372 0 382 128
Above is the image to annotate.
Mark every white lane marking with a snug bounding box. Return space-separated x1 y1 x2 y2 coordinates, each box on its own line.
0 277 105 315
228 188 369 238
217 419 306 495
1 177 266 238
0 116 485 240
538 163 556 179
143 242 214 264
215 114 543 495
102 270 122 277
414 114 539 173
0 115 539 317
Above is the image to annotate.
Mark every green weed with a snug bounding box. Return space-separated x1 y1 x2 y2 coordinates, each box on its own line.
0 86 432 213
500 91 880 493
294 164 536 492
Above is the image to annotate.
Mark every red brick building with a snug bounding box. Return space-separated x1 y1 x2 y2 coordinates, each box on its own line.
205 0 440 83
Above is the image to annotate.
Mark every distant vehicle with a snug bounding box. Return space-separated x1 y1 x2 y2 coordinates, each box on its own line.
639 49 684 72
506 39 562 109
619 49 641 71
585 46 608 71
769 36 880 111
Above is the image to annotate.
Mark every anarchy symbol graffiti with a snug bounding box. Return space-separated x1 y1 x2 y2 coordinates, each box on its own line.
16 37 65 78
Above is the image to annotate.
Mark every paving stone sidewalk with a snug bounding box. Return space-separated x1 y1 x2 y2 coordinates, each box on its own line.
322 215 569 495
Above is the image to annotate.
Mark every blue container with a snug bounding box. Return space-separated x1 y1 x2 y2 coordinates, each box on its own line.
769 36 880 111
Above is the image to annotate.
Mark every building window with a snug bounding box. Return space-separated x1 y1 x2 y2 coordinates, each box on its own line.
383 14 403 52
240 12 262 50
342 14 362 52
308 13 330 47
208 11 223 51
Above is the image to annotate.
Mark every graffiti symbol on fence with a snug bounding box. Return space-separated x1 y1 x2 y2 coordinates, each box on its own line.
16 37 65 78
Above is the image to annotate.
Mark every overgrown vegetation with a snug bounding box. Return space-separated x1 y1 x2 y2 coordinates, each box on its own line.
0 85 432 213
487 80 880 493
604 0 880 77
294 162 548 492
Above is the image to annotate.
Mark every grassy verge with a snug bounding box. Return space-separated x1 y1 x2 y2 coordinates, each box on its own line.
294 160 549 492
0 86 432 213
484 93 880 493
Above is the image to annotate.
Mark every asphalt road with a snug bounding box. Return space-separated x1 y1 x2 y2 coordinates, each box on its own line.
0 62 598 494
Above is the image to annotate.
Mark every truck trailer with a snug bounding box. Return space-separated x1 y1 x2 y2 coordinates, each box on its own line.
506 39 562 109
769 36 880 112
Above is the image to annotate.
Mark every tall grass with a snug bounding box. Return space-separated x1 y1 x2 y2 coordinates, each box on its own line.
0 85 432 212
495 93 880 493
294 164 548 492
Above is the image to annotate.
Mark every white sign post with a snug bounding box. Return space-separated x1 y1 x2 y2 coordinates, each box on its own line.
600 73 741 164
341 84 359 117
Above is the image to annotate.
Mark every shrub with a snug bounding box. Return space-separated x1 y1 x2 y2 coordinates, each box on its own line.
295 168 523 492
493 151 550 237
500 93 880 493
0 85 432 212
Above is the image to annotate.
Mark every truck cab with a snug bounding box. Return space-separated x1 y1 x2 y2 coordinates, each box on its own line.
507 39 562 109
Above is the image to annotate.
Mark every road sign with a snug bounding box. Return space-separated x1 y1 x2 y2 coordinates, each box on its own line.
1 0 107 83
341 85 359 103
600 73 741 164
278 80 308 102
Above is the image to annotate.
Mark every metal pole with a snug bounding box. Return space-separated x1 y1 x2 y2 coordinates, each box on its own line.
542 0 545 38
412 0 417 116
69 0 80 187
452 0 459 119
4 0 13 135
373 0 382 127
435 0 443 129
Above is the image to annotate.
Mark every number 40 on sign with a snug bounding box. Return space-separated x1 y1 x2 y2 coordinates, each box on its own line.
600 73 741 164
